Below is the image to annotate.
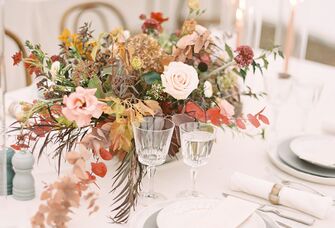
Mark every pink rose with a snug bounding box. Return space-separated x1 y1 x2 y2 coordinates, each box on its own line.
62 87 105 127
217 98 235 117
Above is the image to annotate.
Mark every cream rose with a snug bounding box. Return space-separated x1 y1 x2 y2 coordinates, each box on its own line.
161 62 199 100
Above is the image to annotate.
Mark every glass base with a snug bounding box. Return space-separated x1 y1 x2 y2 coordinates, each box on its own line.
177 190 205 198
139 191 166 206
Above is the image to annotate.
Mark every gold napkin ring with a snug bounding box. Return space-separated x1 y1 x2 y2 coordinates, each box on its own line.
269 183 283 205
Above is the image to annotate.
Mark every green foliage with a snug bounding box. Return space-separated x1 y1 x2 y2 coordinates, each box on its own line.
88 75 105 98
143 72 161 85
225 43 234 60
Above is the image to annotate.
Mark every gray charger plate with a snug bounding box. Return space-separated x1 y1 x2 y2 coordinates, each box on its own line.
277 138 335 178
135 205 278 228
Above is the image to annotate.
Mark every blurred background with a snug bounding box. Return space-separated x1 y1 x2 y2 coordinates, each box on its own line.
3 0 335 91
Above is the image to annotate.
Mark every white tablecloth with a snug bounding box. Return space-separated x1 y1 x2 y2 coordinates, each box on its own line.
1 57 335 227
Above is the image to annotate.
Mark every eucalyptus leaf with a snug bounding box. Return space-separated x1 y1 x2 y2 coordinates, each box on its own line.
143 72 161 85
225 43 234 60
88 75 105 98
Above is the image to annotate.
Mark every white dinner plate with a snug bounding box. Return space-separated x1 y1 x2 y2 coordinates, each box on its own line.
156 198 265 228
290 135 335 169
267 142 335 186
129 199 278 228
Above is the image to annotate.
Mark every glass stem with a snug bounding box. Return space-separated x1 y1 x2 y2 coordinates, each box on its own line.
190 167 198 192
147 166 156 197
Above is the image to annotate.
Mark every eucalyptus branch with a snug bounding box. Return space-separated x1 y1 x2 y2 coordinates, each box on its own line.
204 61 235 79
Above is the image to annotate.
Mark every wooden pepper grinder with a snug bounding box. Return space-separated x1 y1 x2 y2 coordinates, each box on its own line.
12 150 35 200
6 148 15 195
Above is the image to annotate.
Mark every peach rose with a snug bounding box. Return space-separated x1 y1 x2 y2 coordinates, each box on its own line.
161 62 199 100
62 87 105 127
217 98 235 117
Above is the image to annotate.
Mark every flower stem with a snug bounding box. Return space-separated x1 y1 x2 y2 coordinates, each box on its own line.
205 61 235 79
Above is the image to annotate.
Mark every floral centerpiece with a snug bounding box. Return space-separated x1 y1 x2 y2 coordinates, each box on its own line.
10 2 281 227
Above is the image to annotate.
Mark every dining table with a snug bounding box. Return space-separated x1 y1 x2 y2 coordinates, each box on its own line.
1 56 335 228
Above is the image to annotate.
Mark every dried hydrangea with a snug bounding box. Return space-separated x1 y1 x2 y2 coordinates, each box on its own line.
127 34 164 73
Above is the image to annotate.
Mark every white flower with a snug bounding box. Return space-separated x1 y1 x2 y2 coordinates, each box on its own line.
50 61 60 80
161 62 199 100
204 81 213 98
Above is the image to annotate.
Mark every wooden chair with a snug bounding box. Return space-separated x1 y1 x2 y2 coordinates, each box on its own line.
5 29 31 86
60 2 127 33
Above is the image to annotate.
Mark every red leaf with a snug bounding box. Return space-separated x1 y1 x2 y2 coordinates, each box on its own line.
185 101 206 122
91 162 107 178
236 118 246 129
11 144 29 151
86 172 96 181
258 114 269 125
206 108 231 126
247 114 260 128
206 108 220 125
99 148 113 161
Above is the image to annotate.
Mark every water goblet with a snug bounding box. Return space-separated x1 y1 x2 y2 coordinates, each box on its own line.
293 79 324 132
132 116 175 204
177 122 216 198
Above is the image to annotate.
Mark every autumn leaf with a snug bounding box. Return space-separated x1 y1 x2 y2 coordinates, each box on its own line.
258 114 269 125
134 100 155 116
91 162 107 177
11 144 29 150
247 114 260 128
185 101 206 122
206 107 230 126
236 118 246 129
99 147 113 161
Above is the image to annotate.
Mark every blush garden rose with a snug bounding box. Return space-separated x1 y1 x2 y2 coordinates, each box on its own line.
161 61 199 100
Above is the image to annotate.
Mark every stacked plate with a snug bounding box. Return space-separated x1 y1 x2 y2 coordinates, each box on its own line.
129 198 279 228
268 135 335 185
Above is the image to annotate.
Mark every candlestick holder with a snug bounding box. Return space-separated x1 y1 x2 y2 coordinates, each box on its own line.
278 72 291 79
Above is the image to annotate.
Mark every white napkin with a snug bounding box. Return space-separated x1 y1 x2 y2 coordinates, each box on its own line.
157 197 259 228
230 172 333 219
205 196 259 228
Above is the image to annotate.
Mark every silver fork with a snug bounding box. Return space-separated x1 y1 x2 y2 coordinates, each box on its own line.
222 192 315 226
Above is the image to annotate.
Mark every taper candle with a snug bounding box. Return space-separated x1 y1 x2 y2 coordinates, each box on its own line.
235 0 245 46
283 0 303 74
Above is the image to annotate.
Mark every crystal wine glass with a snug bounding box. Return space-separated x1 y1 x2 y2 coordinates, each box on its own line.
132 116 175 204
264 75 292 135
178 122 216 198
293 79 324 132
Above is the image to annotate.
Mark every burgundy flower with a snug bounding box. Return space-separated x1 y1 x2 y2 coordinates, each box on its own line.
141 18 162 33
234 45 254 67
140 12 168 34
50 55 60 62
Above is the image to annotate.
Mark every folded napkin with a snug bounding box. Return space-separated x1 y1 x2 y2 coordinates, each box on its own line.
158 197 259 228
230 172 333 219
205 196 259 228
